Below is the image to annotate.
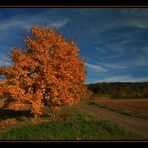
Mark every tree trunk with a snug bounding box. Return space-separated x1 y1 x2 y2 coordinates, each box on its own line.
34 114 39 119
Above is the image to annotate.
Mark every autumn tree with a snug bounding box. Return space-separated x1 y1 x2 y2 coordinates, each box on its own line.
0 26 87 117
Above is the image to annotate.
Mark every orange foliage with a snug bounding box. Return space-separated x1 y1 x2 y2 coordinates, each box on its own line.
0 26 86 116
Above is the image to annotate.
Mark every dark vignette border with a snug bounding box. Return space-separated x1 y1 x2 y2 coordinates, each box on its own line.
0 0 148 7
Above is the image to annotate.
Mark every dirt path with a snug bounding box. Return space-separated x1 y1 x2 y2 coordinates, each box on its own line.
76 102 148 139
1 99 148 138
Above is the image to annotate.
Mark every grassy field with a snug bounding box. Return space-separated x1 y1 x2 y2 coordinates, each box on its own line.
88 98 148 119
0 106 142 140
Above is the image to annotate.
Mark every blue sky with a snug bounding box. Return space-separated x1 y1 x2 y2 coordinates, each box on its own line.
0 8 148 83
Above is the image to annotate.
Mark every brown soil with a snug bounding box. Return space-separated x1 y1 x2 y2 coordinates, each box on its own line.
93 98 148 114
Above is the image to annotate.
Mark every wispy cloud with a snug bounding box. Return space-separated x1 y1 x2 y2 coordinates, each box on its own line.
50 18 71 28
101 62 126 70
102 75 133 82
96 53 148 70
133 55 148 67
0 8 148 83
121 8 148 16
0 11 71 31
125 19 148 29
85 62 107 72
95 47 106 53
120 8 148 29
0 15 39 31
101 75 148 82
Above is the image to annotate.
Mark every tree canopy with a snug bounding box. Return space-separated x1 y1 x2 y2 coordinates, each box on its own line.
0 26 87 116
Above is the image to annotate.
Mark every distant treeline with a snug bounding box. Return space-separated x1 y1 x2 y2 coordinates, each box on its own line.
87 82 148 99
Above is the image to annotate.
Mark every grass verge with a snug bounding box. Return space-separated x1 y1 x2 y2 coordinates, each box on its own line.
0 106 143 140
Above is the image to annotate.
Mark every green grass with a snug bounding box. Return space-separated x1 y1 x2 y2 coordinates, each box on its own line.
87 101 148 120
0 107 142 140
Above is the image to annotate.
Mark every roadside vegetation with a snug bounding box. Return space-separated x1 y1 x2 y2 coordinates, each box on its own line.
0 106 142 140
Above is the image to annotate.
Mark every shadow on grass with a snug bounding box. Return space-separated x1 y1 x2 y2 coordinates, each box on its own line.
0 108 33 121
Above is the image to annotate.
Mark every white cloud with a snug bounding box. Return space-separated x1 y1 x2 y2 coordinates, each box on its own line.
50 18 71 28
0 15 38 31
99 75 148 82
102 75 133 82
93 9 147 30
85 62 107 72
120 8 148 29
0 11 71 32
121 8 139 15
126 19 148 29
95 47 106 53
102 62 126 69
121 8 148 16
105 54 148 69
